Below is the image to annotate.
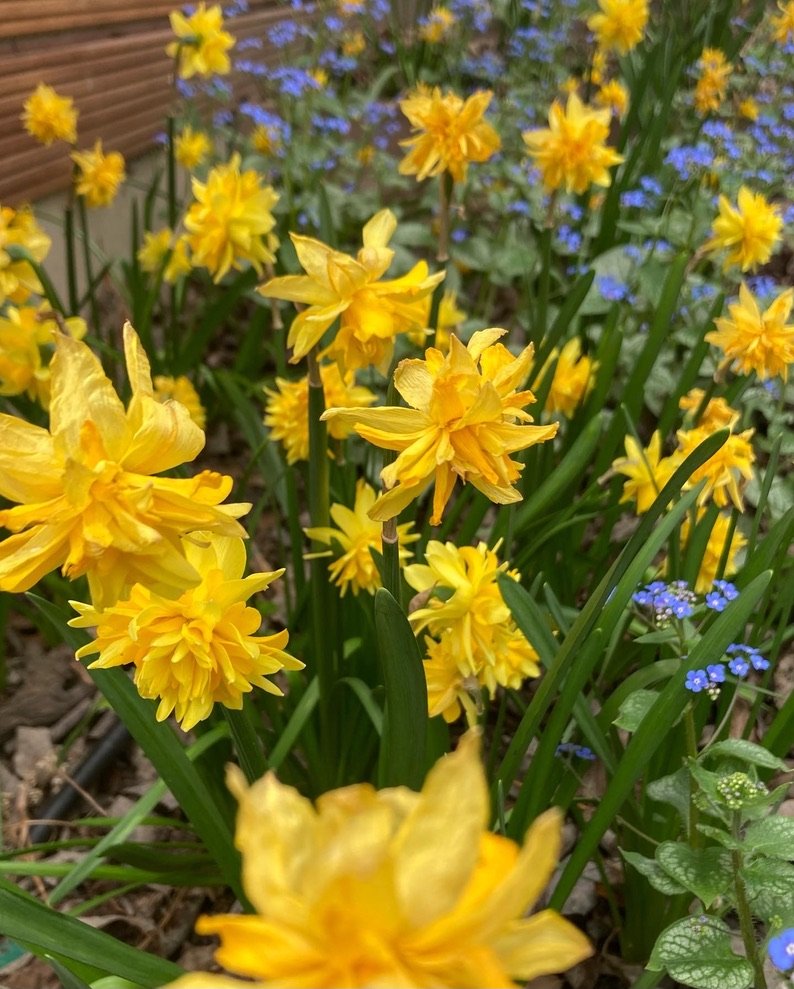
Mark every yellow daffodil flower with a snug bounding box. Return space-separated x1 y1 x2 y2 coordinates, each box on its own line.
405 539 540 703
523 93 624 195
21 83 78 146
163 732 592 988
71 141 126 208
138 229 193 284
137 229 173 273
693 48 731 115
342 30 366 55
153 375 206 430
680 511 746 594
595 78 629 117
704 186 782 272
677 426 755 511
185 154 279 282
612 431 678 513
305 479 418 596
323 330 558 525
259 209 443 370
0 322 248 608
419 7 456 43
175 125 212 170
0 304 85 408
539 337 598 417
70 533 302 731
264 363 376 465
408 289 468 350
399 86 501 184
707 282 794 381
678 389 739 431
0 204 51 306
424 629 478 723
587 0 648 54
167 2 234 78
771 0 794 43
251 124 281 156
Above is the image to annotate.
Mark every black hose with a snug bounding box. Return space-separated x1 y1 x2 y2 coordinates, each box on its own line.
28 718 131 844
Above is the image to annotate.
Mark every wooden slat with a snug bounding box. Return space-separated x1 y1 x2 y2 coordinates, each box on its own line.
0 1 292 204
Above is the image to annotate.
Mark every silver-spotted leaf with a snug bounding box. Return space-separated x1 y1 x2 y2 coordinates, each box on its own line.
649 916 753 989
656 842 733 907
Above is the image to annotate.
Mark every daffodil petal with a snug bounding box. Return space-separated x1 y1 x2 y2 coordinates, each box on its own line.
50 332 128 461
493 910 593 980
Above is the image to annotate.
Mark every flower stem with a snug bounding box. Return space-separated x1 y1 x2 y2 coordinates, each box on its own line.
307 347 338 783
77 197 100 338
381 519 401 604
731 813 766 988
683 703 702 848
437 173 453 262
224 700 267 783
64 204 79 315
166 116 179 367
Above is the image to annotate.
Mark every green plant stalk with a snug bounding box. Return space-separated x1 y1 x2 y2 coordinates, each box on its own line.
534 222 553 345
64 205 79 315
437 173 453 263
224 699 268 784
381 520 401 604
166 116 179 366
76 198 100 336
683 704 701 848
306 346 338 782
731 813 766 989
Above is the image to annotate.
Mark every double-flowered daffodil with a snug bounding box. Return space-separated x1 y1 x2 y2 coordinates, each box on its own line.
322 330 558 525
185 154 279 282
707 282 794 381
259 210 444 371
587 0 648 54
71 141 126 208
398 86 501 184
264 362 376 465
21 83 78 146
405 540 540 723
167 2 234 78
612 431 677 513
164 732 592 989
704 186 782 272
0 304 85 407
0 204 51 306
305 479 417 596
523 93 624 195
69 533 302 731
0 322 248 608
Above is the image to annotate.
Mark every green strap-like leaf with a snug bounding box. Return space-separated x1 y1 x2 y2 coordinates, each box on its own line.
375 588 430 790
0 878 182 988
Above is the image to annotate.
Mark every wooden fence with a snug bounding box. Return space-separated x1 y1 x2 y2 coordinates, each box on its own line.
0 0 286 204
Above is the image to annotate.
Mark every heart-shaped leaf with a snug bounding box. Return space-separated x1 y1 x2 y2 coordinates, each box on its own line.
656 842 733 907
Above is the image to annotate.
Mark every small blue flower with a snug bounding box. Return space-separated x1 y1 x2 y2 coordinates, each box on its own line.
670 598 694 619
726 643 771 672
750 651 770 671
707 664 726 683
768 929 794 972
713 580 738 601
705 591 728 612
621 190 648 209
555 743 597 760
728 656 750 677
686 669 709 693
639 175 663 197
596 275 631 303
